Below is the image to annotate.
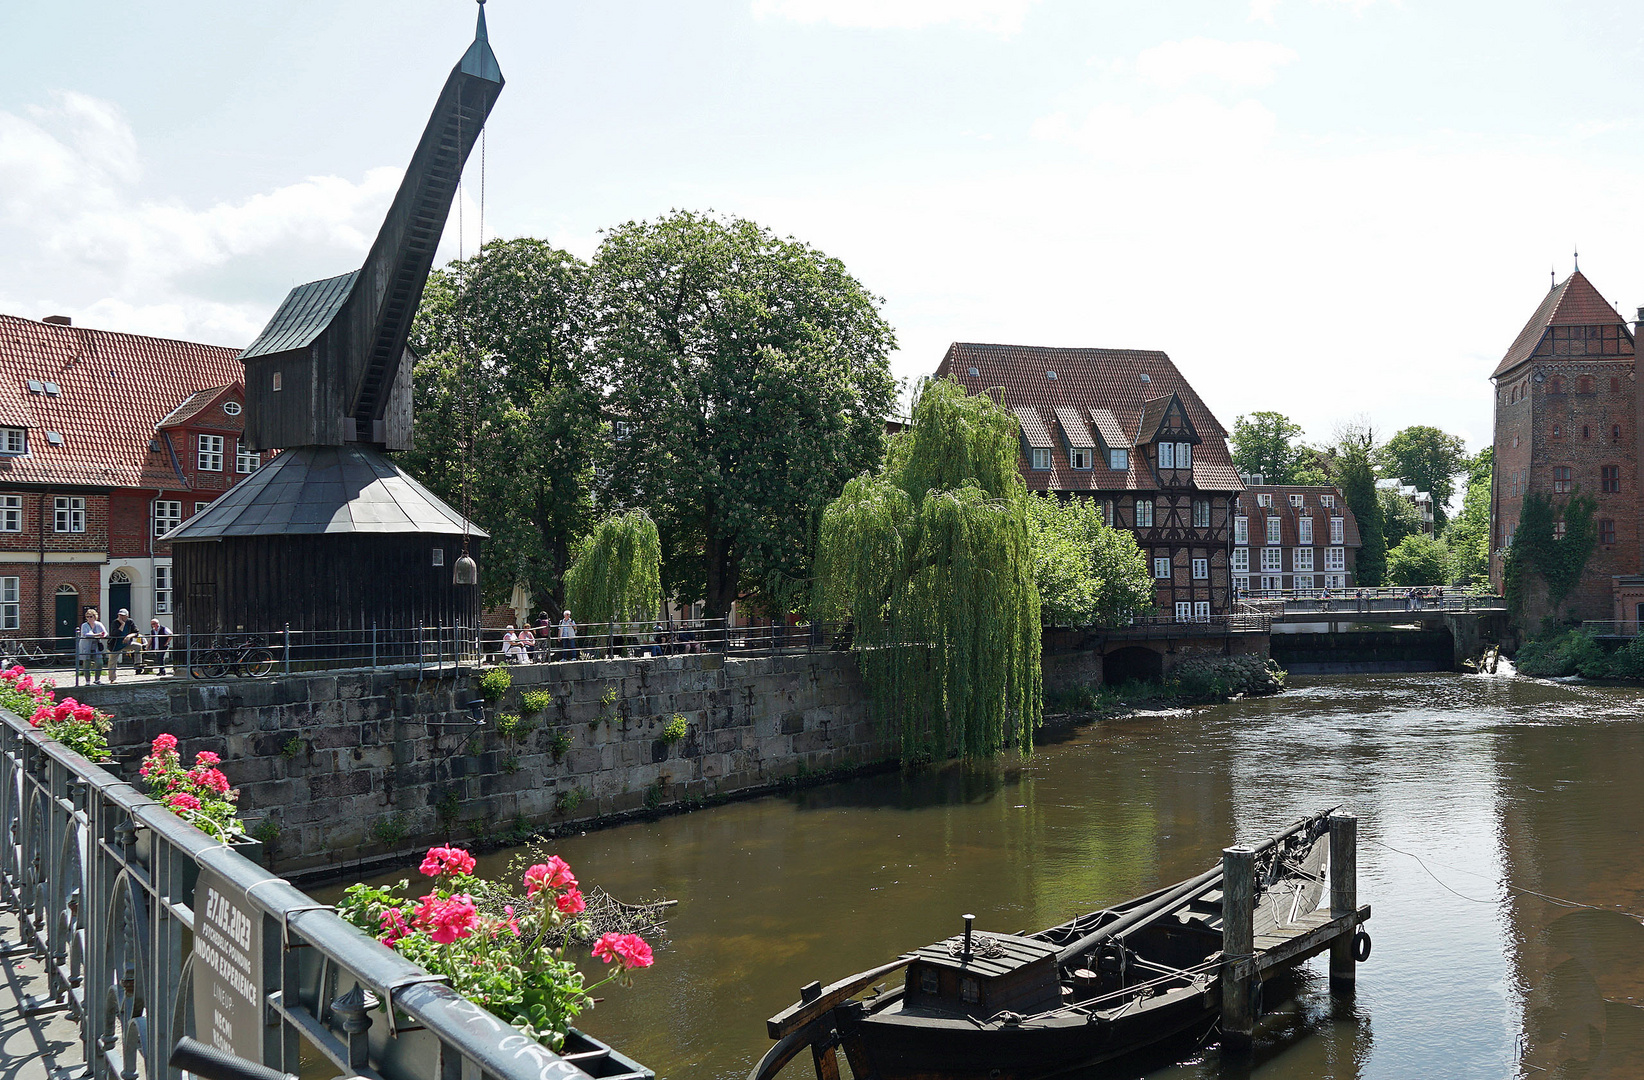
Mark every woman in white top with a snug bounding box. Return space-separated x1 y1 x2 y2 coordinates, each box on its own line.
502 626 529 665
77 607 108 684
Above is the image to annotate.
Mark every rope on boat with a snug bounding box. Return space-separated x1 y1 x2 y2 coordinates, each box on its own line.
1368 839 1644 922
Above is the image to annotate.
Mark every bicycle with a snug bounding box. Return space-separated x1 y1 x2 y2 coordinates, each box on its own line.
190 635 276 679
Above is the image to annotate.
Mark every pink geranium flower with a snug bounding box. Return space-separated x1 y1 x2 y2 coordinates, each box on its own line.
419 846 477 878
591 932 654 970
167 793 202 812
194 750 221 766
379 908 411 946
412 893 479 944
556 887 586 915
151 734 178 753
525 856 577 897
193 768 232 794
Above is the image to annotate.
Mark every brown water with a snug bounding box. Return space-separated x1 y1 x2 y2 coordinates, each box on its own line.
359 671 1644 1079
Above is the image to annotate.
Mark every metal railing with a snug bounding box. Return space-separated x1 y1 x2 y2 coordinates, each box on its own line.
1092 613 1273 635
482 618 848 666
1235 586 1502 606
0 705 651 1080
1582 621 1642 637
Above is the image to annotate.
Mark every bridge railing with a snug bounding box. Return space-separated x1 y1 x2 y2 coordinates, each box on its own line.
0 704 650 1080
1581 621 1642 637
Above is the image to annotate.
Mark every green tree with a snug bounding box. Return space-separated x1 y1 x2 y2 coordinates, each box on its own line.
1337 426 1386 586
1443 448 1492 586
1024 495 1153 626
1386 534 1452 586
1378 488 1425 550
407 238 601 610
563 510 663 625
1292 445 1336 486
814 378 1040 759
594 211 898 621
1378 426 1469 531
1231 411 1309 484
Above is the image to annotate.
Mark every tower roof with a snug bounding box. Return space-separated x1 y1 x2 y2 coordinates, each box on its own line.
1493 270 1631 378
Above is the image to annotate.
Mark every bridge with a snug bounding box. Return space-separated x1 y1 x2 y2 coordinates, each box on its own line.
1254 591 1509 673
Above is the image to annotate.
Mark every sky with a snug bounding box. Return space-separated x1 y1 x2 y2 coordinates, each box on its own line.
4 0 1644 459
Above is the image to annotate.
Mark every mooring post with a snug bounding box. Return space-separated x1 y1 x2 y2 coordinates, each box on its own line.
1329 812 1358 991
1221 845 1256 1045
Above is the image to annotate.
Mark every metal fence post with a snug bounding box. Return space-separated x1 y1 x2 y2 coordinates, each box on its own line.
184 626 191 680
371 624 377 671
283 622 290 676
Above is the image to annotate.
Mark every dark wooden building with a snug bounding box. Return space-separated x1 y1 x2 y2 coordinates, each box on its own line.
168 5 502 637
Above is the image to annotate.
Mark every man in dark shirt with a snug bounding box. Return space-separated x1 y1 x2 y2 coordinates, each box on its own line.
110 609 140 681
147 618 173 675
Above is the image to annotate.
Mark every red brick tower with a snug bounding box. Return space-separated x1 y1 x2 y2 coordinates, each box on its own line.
1490 270 1638 623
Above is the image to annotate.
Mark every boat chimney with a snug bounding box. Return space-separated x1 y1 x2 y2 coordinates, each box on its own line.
962 914 975 961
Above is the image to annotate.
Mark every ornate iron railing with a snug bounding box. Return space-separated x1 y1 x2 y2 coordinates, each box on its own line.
0 705 651 1080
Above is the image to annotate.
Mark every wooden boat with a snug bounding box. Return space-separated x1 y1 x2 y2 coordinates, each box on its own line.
751 808 1371 1080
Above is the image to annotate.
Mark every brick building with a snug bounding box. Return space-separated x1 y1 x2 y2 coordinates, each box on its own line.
1232 485 1362 594
0 314 249 641
1489 270 1639 622
934 342 1244 620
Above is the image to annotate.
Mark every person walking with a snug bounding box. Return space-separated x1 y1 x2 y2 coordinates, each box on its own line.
77 607 107 684
558 609 578 661
147 618 173 675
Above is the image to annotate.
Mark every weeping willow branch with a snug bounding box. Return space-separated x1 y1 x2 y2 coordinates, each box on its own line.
563 509 663 624
815 378 1042 759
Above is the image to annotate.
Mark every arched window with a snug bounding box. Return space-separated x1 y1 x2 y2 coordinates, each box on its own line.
1615 424 1624 442
1549 376 1564 393
55 584 77 595
109 570 131 585
1579 375 1593 393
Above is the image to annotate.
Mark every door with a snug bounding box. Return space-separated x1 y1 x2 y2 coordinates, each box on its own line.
55 591 78 652
109 579 132 622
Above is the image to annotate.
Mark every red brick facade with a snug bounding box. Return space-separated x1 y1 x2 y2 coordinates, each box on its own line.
1232 485 1362 594
1489 271 1640 622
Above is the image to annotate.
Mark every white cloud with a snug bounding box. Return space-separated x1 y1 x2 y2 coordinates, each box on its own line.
1251 0 1384 23
1032 95 1279 162
750 0 1039 35
1133 38 1298 90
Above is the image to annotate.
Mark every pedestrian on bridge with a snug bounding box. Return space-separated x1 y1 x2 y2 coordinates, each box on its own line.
77 607 107 684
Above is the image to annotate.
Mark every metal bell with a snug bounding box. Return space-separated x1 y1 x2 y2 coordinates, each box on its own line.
453 554 478 585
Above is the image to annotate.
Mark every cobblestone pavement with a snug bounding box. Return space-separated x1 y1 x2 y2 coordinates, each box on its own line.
0 908 82 1080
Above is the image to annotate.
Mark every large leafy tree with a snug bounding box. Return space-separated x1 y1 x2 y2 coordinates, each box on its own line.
1386 534 1452 586
1378 488 1426 549
564 509 663 626
814 378 1041 759
1025 495 1153 626
405 239 601 611
1378 426 1469 530
1336 424 1386 586
1230 411 1310 484
1443 448 1492 586
593 211 898 621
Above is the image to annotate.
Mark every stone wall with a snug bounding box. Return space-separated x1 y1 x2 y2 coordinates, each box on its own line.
1040 628 1271 692
71 651 893 879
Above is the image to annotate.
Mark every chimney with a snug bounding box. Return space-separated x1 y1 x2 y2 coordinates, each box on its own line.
42 315 71 326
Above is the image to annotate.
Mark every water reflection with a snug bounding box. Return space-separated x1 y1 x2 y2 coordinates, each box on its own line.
343 672 1644 1079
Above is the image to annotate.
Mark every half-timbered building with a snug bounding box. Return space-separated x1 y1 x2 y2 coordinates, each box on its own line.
933 343 1245 620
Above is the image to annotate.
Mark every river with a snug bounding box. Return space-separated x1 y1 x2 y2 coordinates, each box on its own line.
377 671 1644 1079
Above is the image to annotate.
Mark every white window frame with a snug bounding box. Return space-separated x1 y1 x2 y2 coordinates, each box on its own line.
153 500 182 538
1031 447 1051 471
53 496 84 533
1233 574 1250 592
1154 557 1171 579
1298 516 1313 545
1330 517 1344 544
1069 447 1092 470
0 495 20 533
1158 442 1175 469
1136 500 1154 528
1109 449 1128 470
1192 558 1209 580
1321 494 1335 508
1175 443 1192 469
1260 547 1283 572
1260 575 1283 591
1294 548 1314 572
1257 493 1273 507
1294 574 1315 591
0 428 25 456
1324 573 1346 589
1231 548 1249 573
197 434 224 472
1193 500 1210 528
1175 602 1192 623
0 576 16 631
1194 601 1210 622
1233 515 1248 544
236 442 260 474
1266 517 1281 545
1289 493 1305 507
1325 547 1346 571
154 565 171 614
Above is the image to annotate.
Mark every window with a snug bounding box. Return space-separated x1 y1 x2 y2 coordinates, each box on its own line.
1136 500 1154 527
197 434 224 471
0 577 16 630
1615 425 1623 442
1289 493 1304 507
236 443 260 473
1256 493 1273 507
1552 521 1567 540
1583 425 1591 439
1194 601 1210 622
1154 557 1171 579
1602 465 1620 493
1579 376 1593 393
1325 547 1346 571
1266 517 1281 545
1233 575 1249 592
1294 548 1314 572
1175 602 1192 622
1260 575 1283 591
1612 377 1621 392
1325 574 1345 589
1233 515 1248 544
1260 548 1283 572
1070 447 1092 470
222 400 242 416
1109 449 1128 470
153 500 182 538
1321 494 1335 508
272 371 282 392
432 548 445 566
1298 516 1313 545
1293 575 1315 591
154 565 171 614
194 501 211 514
1552 423 1562 438
1601 519 1617 545
1158 442 1175 469
1175 443 1192 469
1231 548 1249 573
53 497 84 533
0 428 25 455
1330 517 1344 545
0 496 19 533
1553 466 1572 494
1031 447 1051 470
1193 558 1209 580
1193 500 1210 528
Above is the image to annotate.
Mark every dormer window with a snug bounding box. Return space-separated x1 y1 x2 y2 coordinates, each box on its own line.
1159 442 1174 469
1175 442 1192 469
0 428 25 456
222 400 242 416
1289 493 1304 507
1321 494 1335 508
1257 493 1273 507
1109 449 1128 470
1031 447 1051 470
1070 447 1092 469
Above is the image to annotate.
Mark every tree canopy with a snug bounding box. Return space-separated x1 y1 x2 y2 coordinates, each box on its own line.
814 378 1041 759
1231 411 1312 484
1025 495 1154 626
563 510 664 626
1443 448 1492 586
1336 425 1386 586
1378 426 1469 530
1385 534 1452 586
1377 488 1426 550
594 211 898 621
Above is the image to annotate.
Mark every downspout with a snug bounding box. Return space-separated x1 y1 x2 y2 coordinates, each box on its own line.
37 489 45 638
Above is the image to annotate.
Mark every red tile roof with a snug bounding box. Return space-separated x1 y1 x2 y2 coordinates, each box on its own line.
1236 485 1362 547
935 343 1243 492
157 384 239 430
1493 271 1633 378
0 315 245 488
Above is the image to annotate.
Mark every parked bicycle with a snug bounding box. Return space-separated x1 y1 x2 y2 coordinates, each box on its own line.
190 635 276 679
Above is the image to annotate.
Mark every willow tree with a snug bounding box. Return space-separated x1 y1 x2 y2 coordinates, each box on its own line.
563 510 663 626
814 378 1041 759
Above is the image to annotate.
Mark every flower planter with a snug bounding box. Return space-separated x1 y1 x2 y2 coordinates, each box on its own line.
134 826 265 905
562 1028 654 1078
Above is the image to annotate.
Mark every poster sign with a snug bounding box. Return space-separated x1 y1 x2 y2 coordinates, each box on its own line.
193 867 263 1060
